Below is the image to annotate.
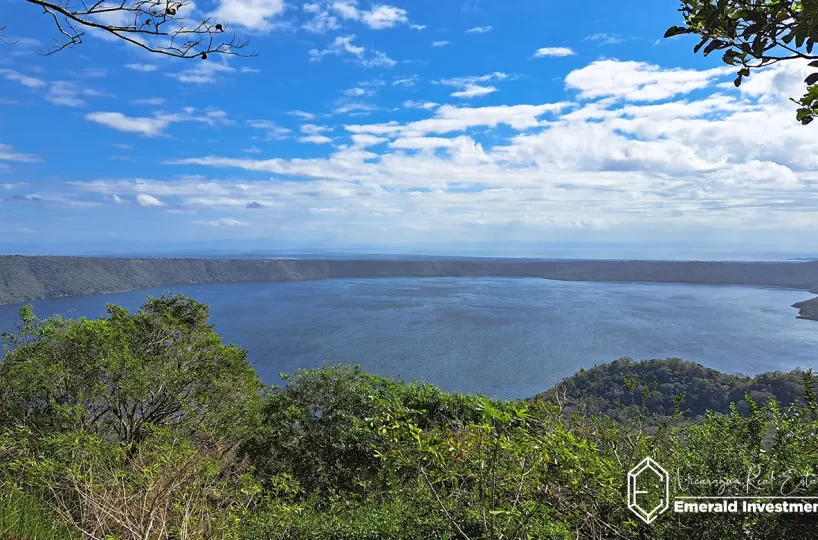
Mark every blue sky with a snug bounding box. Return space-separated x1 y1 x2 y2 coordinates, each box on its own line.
1 0 817 257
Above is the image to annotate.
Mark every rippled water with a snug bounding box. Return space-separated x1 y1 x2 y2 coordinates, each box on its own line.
1 278 816 399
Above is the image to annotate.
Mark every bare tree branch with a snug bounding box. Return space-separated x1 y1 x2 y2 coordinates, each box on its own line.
20 0 255 59
0 24 19 45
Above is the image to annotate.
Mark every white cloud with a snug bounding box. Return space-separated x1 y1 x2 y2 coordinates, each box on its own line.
392 76 418 87
0 69 46 88
125 63 158 72
136 193 165 207
565 59 731 102
299 135 333 144
289 110 317 120
344 87 370 97
168 62 236 84
409 24 426 30
440 72 508 99
404 100 439 110
86 112 171 136
211 0 285 30
584 33 625 45
328 0 411 29
247 119 292 140
55 60 818 246
0 143 39 162
46 81 102 107
310 35 363 59
466 26 493 33
431 41 450 47
361 5 408 29
533 47 575 58
390 136 457 150
451 84 496 98
194 217 249 227
360 51 397 68
350 133 388 147
334 102 378 114
310 35 397 67
302 5 340 32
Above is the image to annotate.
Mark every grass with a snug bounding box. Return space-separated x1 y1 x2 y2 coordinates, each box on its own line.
0 483 77 540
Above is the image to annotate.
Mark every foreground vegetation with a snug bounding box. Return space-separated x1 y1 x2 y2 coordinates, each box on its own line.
1 295 817 539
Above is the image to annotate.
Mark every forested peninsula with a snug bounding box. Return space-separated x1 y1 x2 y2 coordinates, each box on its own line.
1 255 818 319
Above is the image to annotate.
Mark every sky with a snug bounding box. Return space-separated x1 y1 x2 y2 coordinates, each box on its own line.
1 0 817 258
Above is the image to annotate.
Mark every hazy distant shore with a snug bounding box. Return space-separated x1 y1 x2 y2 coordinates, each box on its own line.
1 255 817 320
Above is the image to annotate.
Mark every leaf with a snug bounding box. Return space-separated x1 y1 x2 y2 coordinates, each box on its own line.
806 73 818 86
693 37 709 54
734 75 743 87
703 39 723 56
810 61 818 68
664 26 689 38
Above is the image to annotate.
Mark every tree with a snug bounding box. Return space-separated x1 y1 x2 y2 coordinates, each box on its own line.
0 294 263 446
15 0 253 59
665 0 818 124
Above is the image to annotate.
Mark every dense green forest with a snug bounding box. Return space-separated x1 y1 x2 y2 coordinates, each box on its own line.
1 256 817 321
537 357 817 421
1 295 817 539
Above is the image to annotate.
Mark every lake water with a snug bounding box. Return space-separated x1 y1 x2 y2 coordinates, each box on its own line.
1 278 816 399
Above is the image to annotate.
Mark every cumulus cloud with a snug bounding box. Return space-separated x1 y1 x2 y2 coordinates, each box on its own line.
299 124 333 143
565 59 732 102
52 59 818 246
211 0 285 30
329 1 410 29
533 47 575 57
431 41 450 47
136 193 165 207
361 5 409 29
466 26 493 33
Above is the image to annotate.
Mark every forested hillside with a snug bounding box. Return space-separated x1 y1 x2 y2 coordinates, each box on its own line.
538 357 816 421
1 256 818 319
1 295 817 539
793 296 818 320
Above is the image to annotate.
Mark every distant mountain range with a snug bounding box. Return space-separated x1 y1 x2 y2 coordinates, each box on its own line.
1 255 817 320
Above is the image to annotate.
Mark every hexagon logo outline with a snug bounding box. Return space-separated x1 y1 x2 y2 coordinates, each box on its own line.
627 457 669 524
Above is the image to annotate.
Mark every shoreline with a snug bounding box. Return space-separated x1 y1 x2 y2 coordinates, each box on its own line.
1 255 817 320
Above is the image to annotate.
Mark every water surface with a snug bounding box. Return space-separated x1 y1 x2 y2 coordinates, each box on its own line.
1 278 815 399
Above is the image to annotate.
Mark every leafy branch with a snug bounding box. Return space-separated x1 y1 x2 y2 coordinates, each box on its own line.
666 0 818 124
